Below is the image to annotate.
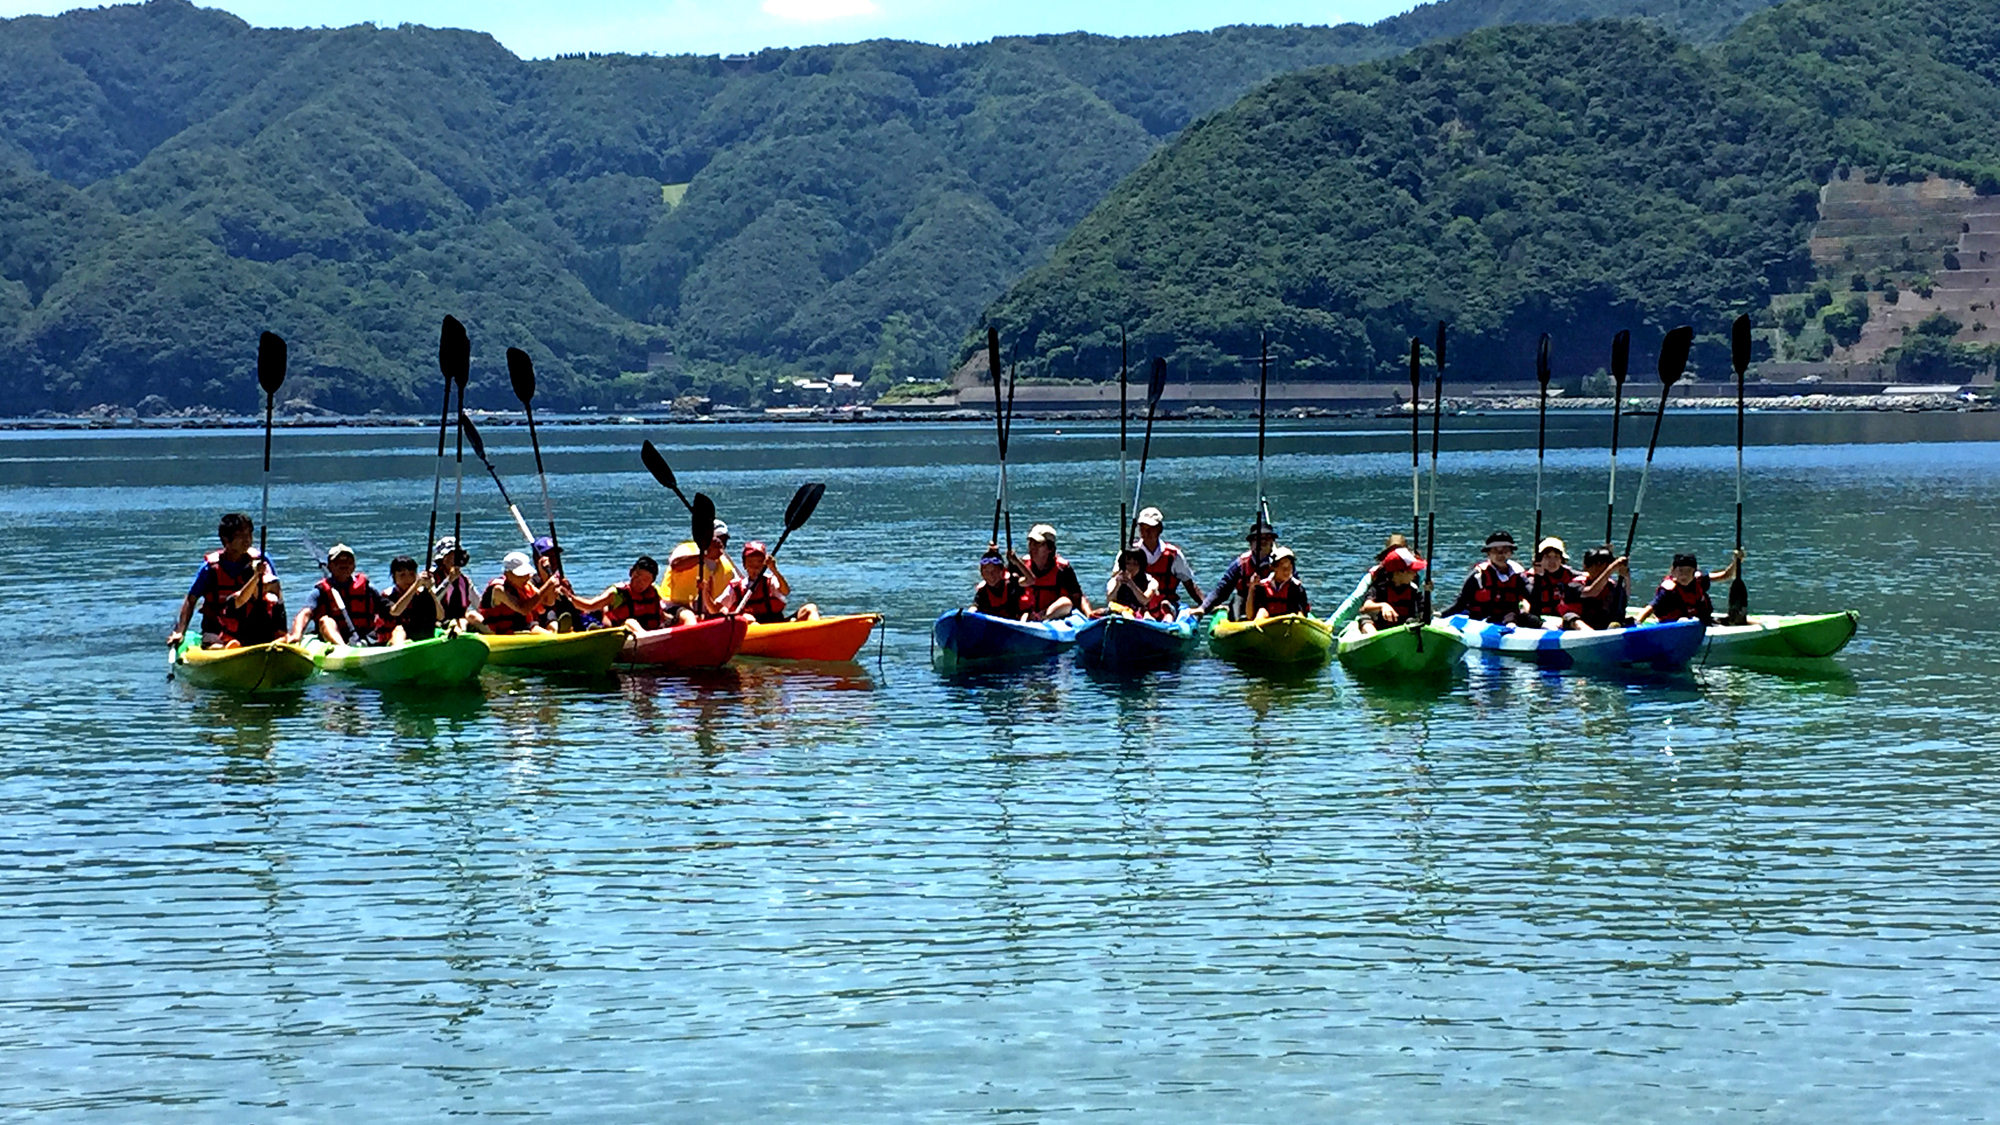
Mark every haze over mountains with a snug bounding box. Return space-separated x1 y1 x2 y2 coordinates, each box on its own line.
11 0 1952 406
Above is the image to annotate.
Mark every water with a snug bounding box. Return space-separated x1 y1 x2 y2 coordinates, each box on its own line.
3 414 1998 1121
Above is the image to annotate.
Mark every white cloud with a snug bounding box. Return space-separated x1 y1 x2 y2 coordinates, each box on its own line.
760 0 880 22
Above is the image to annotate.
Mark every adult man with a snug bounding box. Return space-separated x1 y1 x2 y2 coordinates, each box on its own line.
1131 507 1202 609
666 520 735 616
1014 523 1090 621
168 512 285 649
1198 518 1278 618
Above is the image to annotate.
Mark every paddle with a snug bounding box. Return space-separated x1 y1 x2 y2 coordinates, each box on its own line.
299 534 364 645
1409 337 1422 549
507 346 560 577
1126 356 1171 545
1622 325 1694 562
639 439 696 512
1533 332 1552 550
769 481 826 560
690 491 716 617
254 331 285 627
1424 322 1445 622
1117 328 1128 556
987 326 1016 556
458 410 537 545
1727 313 1752 624
1605 329 1630 546
428 316 467 565
1243 330 1273 621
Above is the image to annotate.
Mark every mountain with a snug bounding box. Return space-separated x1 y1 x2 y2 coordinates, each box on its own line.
978 0 2000 385
0 0 1782 412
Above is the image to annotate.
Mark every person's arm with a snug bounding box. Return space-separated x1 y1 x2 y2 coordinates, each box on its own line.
715 579 746 615
1711 549 1744 583
1197 562 1239 615
168 593 198 645
1171 553 1204 605
1441 574 1479 617
767 561 791 598
1581 558 1628 597
1063 566 1091 616
570 584 620 615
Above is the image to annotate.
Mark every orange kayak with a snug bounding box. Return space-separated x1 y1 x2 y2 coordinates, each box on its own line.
739 613 881 661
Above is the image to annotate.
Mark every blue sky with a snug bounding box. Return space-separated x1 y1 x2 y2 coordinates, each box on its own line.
1 0 1419 58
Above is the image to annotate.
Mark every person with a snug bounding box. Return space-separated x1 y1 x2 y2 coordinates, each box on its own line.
477 550 553 635
531 535 592 632
1575 545 1631 630
168 511 285 649
377 555 442 645
1356 546 1426 633
1525 537 1586 630
1104 547 1170 619
1636 549 1743 625
574 555 682 631
292 543 382 645
429 536 479 630
719 540 819 623
971 546 1027 619
1198 518 1279 618
1251 546 1310 621
665 521 735 617
1131 507 1202 609
1444 530 1531 623
1015 523 1090 620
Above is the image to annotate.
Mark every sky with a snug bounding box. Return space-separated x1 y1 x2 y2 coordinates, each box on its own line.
0 0 1420 58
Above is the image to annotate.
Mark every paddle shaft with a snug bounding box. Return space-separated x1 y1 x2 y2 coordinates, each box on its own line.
988 328 1009 548
259 390 274 561
1606 373 1624 546
1255 333 1269 514
523 400 561 577
1729 316 1750 620
452 382 466 553
426 376 450 563
1118 330 1128 554
1409 339 1421 548
1128 393 1164 547
1424 323 1445 621
1534 380 1548 549
1622 389 1671 561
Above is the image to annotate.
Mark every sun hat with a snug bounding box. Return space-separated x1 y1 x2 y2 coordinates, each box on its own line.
503 550 534 578
1135 507 1164 527
1377 533 1408 560
711 521 729 540
1485 530 1516 549
1245 518 1277 540
1537 536 1567 559
1027 523 1058 544
1270 545 1297 563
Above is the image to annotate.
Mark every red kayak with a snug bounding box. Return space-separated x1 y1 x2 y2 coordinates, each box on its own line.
617 615 748 670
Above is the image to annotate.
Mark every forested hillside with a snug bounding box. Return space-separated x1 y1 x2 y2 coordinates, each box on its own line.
981 0 2000 385
0 0 1780 412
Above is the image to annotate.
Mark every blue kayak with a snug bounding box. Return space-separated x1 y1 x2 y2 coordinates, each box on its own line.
1444 614 1705 671
1074 609 1200 672
931 609 1088 673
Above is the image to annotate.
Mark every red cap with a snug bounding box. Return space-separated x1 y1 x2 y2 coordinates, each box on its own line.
1382 547 1427 572
742 540 768 557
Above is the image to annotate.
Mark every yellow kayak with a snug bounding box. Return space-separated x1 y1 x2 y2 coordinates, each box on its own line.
170 634 317 692
1207 612 1333 667
477 628 627 673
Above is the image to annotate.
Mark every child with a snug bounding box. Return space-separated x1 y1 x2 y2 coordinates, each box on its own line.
971 546 1027 619
293 543 381 645
168 511 284 649
478 551 553 635
719 540 819 623
576 555 687 631
1104 547 1169 619
1251 546 1310 621
377 555 442 645
1357 547 1425 634
1636 549 1743 625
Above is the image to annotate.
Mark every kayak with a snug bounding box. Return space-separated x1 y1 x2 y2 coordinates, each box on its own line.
618 615 749 670
739 613 881 661
1207 612 1334 667
170 634 317 692
1334 619 1465 677
305 632 488 686
1444 614 1704 670
1699 611 1858 666
931 609 1088 672
1074 609 1200 672
478 628 628 674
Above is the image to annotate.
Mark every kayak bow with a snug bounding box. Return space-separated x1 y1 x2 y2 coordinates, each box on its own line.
306 632 488 687
1444 614 1704 671
1207 612 1333 667
171 634 317 692
1335 620 1465 678
1700 611 1858 667
932 609 1087 673
479 628 627 674
1075 609 1200 672
619 615 749 670
739 613 881 662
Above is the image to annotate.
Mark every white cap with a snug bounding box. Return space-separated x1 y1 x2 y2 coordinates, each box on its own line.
326 543 354 561
1027 523 1057 544
1136 507 1164 527
503 551 534 577
711 521 729 539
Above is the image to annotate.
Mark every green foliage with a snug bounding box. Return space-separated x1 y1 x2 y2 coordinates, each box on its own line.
1778 302 1808 336
1822 296 1872 347
1915 312 1963 337
1892 332 1987 380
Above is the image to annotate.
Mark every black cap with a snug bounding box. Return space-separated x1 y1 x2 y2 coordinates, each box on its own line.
1485 530 1516 548
1246 519 1277 540
1672 552 1698 569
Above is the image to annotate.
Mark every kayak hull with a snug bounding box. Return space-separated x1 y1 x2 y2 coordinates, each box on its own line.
171 635 317 692
1445 614 1705 670
478 628 628 673
1075 610 1200 672
1701 611 1858 665
739 613 880 661
307 632 489 686
1207 613 1334 667
932 610 1087 672
619 615 749 669
1335 621 1466 677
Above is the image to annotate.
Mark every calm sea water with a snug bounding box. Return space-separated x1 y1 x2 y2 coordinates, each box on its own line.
2 413 1997 1122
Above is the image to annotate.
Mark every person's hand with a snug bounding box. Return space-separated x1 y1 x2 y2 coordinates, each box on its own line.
1612 555 1629 571
416 573 433 590
166 629 184 648
1732 548 1745 563
1380 605 1400 624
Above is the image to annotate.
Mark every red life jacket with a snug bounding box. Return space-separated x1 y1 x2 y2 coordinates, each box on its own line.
975 577 1027 619
605 581 666 630
1528 565 1583 619
1255 575 1309 617
314 572 380 641
732 574 787 623
1578 574 1628 629
203 548 281 643
1025 555 1075 615
1108 575 1170 620
480 578 534 634
1650 573 1713 623
1468 559 1529 619
1369 574 1420 621
1142 542 1185 586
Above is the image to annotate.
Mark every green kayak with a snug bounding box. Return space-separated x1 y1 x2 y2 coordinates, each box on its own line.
1700 611 1858 667
1335 619 1465 678
170 634 317 692
1207 612 1333 667
306 632 489 686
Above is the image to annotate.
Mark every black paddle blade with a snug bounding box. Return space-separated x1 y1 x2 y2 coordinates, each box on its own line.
1658 325 1694 386
640 439 677 491
1731 314 1752 376
506 347 536 405
691 492 715 549
1408 337 1421 391
439 316 470 388
1727 576 1749 620
1434 321 1447 374
458 410 486 460
785 482 826 531
1536 332 1552 387
1611 329 1631 385
257 332 287 395
1146 356 1168 406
